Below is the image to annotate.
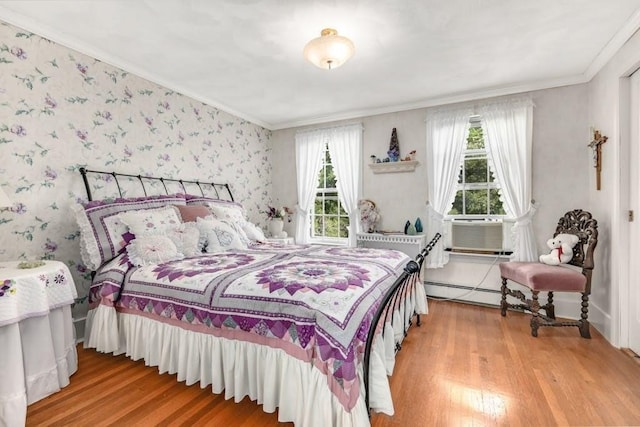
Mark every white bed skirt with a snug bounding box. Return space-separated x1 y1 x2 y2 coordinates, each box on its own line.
84 278 427 426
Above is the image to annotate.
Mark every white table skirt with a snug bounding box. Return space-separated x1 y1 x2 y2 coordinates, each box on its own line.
0 305 77 427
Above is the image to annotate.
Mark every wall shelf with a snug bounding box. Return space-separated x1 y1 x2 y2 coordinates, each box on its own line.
369 160 419 173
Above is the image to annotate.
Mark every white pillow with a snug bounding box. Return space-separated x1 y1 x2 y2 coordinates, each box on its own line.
241 221 266 242
164 223 201 257
196 217 247 253
126 235 184 266
119 206 182 236
208 204 246 223
224 220 251 246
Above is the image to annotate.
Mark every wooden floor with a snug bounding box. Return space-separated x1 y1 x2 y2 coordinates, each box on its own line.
27 300 640 426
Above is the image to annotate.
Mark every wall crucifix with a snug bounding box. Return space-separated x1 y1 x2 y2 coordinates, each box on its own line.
588 129 608 191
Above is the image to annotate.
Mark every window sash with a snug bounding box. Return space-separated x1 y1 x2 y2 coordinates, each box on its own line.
450 127 505 218
311 144 349 242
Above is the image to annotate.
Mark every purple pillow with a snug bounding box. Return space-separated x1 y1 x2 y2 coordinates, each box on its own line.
73 193 186 271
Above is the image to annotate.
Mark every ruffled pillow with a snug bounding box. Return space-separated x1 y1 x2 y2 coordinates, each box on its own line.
119 206 182 236
196 217 247 253
241 221 266 242
224 220 251 246
126 235 184 266
72 194 186 271
208 203 246 222
164 223 201 257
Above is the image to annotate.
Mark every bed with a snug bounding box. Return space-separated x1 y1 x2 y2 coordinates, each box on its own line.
75 168 441 427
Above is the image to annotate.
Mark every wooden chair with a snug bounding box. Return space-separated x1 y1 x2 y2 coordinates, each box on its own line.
499 210 598 338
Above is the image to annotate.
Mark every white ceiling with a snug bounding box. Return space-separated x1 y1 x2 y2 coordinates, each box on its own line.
1 1 640 130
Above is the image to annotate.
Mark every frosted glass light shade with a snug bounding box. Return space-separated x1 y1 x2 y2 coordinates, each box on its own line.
0 187 12 208
303 28 355 70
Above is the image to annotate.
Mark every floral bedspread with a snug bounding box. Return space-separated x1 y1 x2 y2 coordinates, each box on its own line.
90 243 411 411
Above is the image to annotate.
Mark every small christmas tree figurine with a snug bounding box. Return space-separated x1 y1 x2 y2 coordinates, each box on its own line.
387 127 400 161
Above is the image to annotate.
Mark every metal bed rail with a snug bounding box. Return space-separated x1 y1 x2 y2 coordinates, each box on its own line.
363 232 442 413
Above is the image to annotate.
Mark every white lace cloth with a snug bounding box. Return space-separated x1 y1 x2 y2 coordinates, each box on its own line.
0 261 78 427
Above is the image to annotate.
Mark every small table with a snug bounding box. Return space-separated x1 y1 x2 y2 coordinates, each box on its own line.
0 260 78 427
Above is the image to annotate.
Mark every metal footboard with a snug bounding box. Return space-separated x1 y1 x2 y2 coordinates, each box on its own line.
363 232 442 414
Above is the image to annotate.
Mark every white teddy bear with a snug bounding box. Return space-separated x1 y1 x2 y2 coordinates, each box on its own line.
539 233 580 266
358 199 381 233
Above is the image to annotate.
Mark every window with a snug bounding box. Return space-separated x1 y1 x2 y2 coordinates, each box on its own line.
448 119 506 218
311 143 349 243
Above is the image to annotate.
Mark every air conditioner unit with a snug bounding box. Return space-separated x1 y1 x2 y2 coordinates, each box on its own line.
449 220 511 254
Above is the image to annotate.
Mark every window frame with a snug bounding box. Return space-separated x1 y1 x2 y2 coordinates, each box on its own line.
446 120 507 221
309 142 349 245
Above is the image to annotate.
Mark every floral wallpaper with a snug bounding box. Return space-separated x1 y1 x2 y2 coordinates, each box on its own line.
0 21 273 327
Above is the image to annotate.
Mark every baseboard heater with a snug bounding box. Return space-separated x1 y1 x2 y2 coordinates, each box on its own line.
425 281 501 295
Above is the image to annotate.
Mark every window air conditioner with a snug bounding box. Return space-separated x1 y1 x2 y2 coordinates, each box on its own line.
449 220 511 254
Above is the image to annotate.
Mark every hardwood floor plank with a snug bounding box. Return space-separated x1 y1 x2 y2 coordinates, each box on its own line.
26 300 640 426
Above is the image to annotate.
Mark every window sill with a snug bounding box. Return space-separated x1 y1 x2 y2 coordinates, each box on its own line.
447 250 511 264
309 238 348 246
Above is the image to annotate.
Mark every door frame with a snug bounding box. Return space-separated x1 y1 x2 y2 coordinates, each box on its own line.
616 63 640 349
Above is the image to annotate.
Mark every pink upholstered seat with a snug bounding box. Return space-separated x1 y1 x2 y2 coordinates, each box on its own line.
499 262 586 292
499 210 598 338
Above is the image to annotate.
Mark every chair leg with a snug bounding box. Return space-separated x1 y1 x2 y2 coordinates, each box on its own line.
579 292 591 339
500 277 508 316
546 291 555 319
530 291 540 337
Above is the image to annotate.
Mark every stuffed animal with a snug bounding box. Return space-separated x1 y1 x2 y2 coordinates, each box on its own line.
358 199 381 233
539 233 580 266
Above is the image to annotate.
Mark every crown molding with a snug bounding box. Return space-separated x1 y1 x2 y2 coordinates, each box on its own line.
271 74 587 130
584 7 640 81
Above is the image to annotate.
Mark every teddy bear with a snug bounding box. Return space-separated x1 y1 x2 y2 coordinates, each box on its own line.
539 233 580 265
358 199 381 233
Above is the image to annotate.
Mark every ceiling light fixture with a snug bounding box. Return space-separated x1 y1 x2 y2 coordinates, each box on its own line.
303 28 355 70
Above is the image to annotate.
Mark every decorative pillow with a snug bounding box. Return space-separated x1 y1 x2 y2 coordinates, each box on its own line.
240 221 266 242
186 195 246 220
174 205 212 222
208 203 246 223
119 206 182 236
72 194 186 271
126 235 184 267
224 220 251 246
196 217 247 253
164 223 202 257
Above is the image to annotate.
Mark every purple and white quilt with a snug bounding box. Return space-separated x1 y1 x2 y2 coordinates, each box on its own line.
90 243 411 411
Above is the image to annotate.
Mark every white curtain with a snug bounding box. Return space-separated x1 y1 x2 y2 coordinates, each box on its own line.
481 97 537 261
425 106 473 268
294 130 326 244
327 124 363 247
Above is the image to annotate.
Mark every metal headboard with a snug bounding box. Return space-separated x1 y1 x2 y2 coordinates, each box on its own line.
79 167 234 202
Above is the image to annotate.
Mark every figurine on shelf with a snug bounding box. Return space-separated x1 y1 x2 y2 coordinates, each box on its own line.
403 150 417 161
387 128 400 162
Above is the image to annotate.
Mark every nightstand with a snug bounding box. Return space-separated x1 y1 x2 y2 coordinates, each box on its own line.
0 260 78 427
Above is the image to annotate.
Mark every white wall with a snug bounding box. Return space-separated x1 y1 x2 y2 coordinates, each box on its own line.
587 28 640 345
271 83 593 321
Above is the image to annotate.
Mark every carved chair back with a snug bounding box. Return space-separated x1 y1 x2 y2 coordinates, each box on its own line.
553 209 598 293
